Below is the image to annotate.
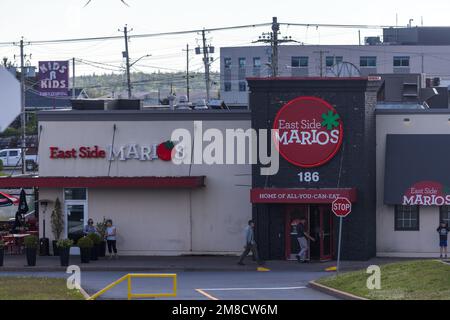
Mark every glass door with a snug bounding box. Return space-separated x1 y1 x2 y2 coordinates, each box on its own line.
285 205 309 260
319 205 333 261
65 202 87 243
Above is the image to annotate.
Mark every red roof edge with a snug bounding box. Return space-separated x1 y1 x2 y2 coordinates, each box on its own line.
0 176 206 189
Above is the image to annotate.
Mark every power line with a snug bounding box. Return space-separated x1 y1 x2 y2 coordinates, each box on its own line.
0 21 405 47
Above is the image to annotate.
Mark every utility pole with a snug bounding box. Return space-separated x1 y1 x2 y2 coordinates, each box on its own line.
253 17 298 77
201 29 210 102
72 57 76 99
120 25 132 99
15 38 30 175
183 44 191 101
313 50 329 77
271 17 279 77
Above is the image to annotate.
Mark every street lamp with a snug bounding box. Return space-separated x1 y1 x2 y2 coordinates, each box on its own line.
130 54 151 68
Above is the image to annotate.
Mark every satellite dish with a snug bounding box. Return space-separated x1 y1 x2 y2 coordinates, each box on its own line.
326 61 361 77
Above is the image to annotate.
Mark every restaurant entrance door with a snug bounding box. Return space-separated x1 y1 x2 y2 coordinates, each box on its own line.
285 204 334 261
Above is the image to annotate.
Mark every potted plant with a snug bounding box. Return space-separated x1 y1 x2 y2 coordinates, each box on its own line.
77 236 93 263
0 240 4 267
24 235 38 266
87 233 101 261
96 218 107 257
50 198 64 256
56 239 73 267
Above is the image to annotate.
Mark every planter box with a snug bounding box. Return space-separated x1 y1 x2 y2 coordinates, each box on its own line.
59 247 70 267
26 248 37 266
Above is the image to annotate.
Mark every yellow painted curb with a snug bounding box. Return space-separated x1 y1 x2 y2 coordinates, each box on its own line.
325 266 337 272
257 267 271 272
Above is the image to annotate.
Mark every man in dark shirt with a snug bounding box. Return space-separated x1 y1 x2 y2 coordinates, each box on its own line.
437 221 449 259
297 218 315 263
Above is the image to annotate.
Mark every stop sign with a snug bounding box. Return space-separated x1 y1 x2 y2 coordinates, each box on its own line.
332 197 352 217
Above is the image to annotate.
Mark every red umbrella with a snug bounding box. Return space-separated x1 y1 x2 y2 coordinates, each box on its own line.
0 192 19 207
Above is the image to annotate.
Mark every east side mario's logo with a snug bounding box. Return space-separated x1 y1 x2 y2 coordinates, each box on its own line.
49 140 176 162
273 96 343 168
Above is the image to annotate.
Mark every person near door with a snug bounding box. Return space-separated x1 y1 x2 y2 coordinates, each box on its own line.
437 221 449 259
105 219 118 259
297 218 315 263
238 220 263 266
83 219 97 235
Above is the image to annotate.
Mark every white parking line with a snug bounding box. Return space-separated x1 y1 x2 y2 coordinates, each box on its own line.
201 286 307 291
195 286 307 300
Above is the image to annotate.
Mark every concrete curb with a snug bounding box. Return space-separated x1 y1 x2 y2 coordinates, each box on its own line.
309 280 368 300
0 266 267 272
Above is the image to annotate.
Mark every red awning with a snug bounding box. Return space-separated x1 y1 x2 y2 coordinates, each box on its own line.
250 188 357 204
0 192 19 207
0 176 205 189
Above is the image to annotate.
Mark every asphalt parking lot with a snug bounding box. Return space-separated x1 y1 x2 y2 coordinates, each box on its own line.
0 270 337 300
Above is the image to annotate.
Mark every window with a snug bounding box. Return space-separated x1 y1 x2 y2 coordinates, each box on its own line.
393 56 410 67
326 56 343 67
224 58 232 69
360 56 377 67
292 56 309 68
440 206 450 225
224 82 232 92
0 151 6 157
238 58 246 68
9 150 18 157
253 57 261 68
395 205 419 231
64 188 87 200
239 81 247 92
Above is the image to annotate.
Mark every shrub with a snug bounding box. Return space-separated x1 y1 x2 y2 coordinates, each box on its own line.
51 198 64 240
77 236 93 248
24 235 38 249
96 217 107 239
87 232 101 245
0 159 3 172
56 239 73 248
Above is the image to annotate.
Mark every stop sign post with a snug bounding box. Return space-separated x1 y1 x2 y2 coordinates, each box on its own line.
332 197 352 274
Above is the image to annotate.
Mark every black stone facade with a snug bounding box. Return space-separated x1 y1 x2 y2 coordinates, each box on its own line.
248 78 380 261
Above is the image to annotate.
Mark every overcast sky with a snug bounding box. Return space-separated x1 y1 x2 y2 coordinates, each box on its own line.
0 0 448 75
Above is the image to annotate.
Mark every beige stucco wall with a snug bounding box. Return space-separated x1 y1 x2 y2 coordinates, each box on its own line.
38 118 252 255
376 113 450 257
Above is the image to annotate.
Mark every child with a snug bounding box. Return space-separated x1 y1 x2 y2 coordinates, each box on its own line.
437 221 449 259
105 219 118 259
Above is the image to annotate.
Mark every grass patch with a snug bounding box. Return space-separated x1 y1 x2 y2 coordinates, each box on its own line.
317 260 450 300
0 277 85 300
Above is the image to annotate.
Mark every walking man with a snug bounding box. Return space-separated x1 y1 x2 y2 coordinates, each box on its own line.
297 218 315 263
238 220 263 266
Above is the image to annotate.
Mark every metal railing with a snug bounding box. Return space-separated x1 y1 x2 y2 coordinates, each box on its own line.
87 273 177 300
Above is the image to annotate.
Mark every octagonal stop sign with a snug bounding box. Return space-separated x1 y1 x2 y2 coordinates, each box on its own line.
332 197 352 218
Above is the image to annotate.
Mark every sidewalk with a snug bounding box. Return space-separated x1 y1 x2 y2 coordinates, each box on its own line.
0 255 415 272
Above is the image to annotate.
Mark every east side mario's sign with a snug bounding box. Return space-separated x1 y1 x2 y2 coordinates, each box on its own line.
49 141 176 162
273 96 343 168
403 181 450 206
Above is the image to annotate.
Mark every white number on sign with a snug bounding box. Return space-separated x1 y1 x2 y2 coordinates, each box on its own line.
298 172 319 183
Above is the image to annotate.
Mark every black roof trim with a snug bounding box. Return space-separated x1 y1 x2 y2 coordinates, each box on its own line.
37 109 251 122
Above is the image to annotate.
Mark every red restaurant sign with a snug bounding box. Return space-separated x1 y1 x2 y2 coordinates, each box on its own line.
250 188 357 204
273 96 343 168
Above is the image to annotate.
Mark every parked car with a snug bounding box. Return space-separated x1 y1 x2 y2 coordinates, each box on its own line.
193 99 209 110
0 149 38 170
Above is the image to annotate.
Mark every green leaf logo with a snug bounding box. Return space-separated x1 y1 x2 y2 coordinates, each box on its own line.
321 111 340 130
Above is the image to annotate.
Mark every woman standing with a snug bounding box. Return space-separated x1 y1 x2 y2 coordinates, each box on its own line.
83 219 97 235
105 219 118 259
